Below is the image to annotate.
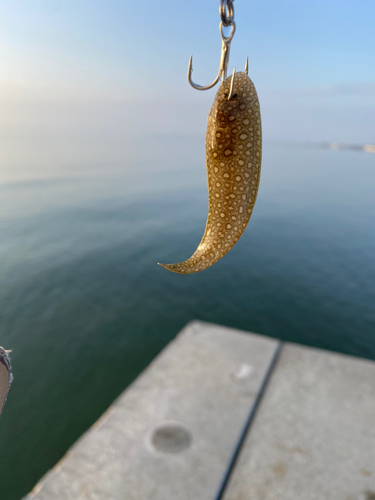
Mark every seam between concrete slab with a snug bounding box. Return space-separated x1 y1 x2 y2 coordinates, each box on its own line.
214 340 283 500
23 322 282 500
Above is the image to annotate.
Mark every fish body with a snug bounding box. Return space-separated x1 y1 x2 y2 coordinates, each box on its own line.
159 71 262 274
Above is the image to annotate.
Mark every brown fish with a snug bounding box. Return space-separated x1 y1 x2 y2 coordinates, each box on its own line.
159 71 262 274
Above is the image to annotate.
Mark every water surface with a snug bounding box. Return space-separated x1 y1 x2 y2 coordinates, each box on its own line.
0 140 374 499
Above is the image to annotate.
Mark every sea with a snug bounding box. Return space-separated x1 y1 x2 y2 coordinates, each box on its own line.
0 139 374 500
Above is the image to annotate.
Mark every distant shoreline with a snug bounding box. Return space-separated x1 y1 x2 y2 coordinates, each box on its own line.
280 141 375 153
317 142 375 153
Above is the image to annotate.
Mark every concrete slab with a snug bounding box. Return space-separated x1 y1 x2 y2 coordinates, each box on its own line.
222 343 375 500
26 321 279 500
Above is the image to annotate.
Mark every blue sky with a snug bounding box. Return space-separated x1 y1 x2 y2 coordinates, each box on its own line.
0 0 374 172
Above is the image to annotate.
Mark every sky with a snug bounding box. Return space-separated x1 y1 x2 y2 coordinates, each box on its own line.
0 0 374 172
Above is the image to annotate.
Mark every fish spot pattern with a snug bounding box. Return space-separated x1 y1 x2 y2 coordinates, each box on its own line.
159 72 262 274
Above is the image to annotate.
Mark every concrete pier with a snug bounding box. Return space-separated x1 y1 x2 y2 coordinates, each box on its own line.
222 342 375 500
25 321 375 500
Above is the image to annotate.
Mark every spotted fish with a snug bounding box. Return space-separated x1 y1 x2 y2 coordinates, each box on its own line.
159 71 261 274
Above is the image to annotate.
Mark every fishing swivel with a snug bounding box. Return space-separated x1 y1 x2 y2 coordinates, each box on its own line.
187 0 248 100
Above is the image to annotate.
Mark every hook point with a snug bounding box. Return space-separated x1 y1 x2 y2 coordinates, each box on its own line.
188 55 193 74
227 68 236 100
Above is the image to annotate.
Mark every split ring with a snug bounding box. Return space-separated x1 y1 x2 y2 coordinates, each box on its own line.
219 0 235 27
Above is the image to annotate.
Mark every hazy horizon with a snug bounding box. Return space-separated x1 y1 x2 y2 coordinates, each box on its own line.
0 0 374 173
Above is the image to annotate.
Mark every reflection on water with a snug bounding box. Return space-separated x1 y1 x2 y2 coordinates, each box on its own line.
0 141 374 499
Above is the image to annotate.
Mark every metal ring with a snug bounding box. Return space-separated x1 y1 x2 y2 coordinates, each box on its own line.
219 20 236 43
219 0 235 28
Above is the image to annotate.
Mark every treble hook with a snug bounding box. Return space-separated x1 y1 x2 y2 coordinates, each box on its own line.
187 0 249 100
188 21 237 100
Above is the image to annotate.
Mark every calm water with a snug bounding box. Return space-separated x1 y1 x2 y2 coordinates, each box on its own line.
0 140 375 499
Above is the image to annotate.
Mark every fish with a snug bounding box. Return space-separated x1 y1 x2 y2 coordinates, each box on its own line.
159 71 262 274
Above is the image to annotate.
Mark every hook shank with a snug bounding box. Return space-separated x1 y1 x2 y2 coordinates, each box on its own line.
188 21 236 95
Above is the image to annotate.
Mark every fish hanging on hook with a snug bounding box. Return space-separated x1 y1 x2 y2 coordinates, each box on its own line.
159 0 261 274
